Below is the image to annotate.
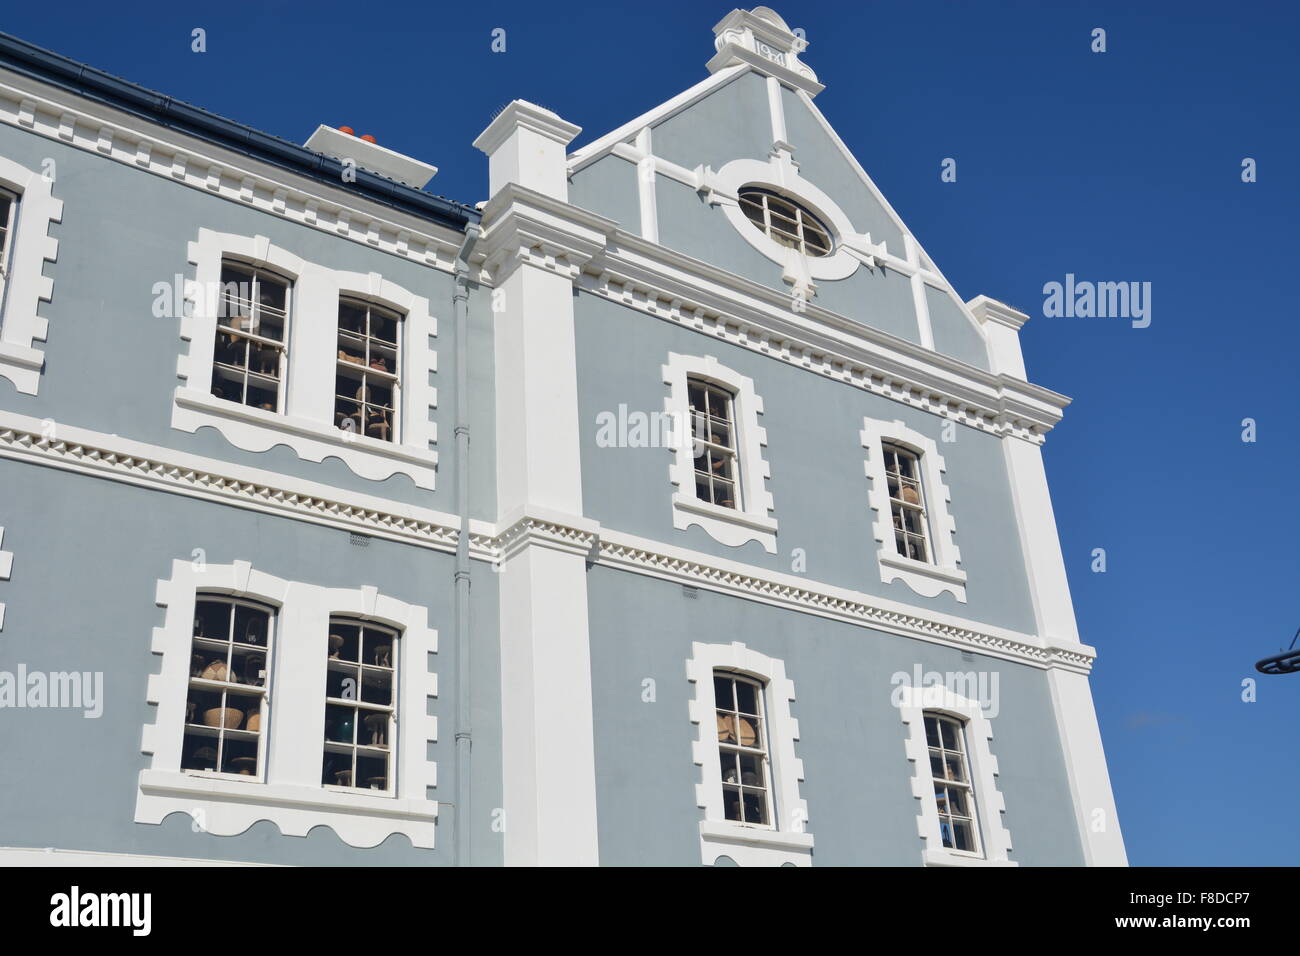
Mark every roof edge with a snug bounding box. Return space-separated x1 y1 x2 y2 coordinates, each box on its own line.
0 32 479 231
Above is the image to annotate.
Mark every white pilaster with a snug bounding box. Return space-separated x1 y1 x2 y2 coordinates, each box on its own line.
967 295 1028 380
473 101 582 201
981 294 1128 864
475 106 600 865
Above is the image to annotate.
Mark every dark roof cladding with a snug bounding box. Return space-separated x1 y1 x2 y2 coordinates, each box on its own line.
0 32 480 231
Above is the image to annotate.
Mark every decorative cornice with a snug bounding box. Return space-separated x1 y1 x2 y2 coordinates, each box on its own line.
0 410 483 558
473 100 582 155
478 186 1067 443
707 8 823 97
967 295 1031 331
596 528 1096 675
495 510 599 563
476 182 610 279
581 242 1066 444
0 410 1094 674
0 73 468 280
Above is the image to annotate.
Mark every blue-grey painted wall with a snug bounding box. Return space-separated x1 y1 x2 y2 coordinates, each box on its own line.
568 71 992 369
652 70 773 171
568 154 640 234
586 565 1084 866
0 124 497 521
0 457 503 865
573 290 1038 635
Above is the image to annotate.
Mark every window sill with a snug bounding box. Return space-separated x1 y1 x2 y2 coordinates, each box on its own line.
877 549 967 603
136 769 437 849
923 847 1016 868
673 493 778 553
172 387 437 489
699 819 813 866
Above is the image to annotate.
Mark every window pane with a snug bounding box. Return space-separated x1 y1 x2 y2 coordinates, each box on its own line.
716 711 737 744
370 307 399 345
723 786 742 822
952 819 976 852
712 479 737 509
339 300 367 335
738 751 765 788
945 753 966 782
734 680 758 716
718 749 739 784
940 719 959 751
929 752 945 779
742 790 769 826
713 675 733 709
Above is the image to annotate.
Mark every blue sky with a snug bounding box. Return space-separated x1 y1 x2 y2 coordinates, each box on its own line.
8 0 1297 864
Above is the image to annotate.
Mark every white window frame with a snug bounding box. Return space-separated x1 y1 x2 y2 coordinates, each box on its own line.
663 353 777 553
137 559 439 849
0 526 12 631
0 156 62 396
334 296 404 444
860 416 967 602
687 376 743 511
0 186 17 301
210 260 292 414
710 157 888 286
174 229 438 488
713 671 776 827
924 711 981 856
321 615 400 796
687 641 812 866
896 682 1015 867
183 594 276 782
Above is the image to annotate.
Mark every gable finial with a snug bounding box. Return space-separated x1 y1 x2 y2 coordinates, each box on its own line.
708 7 823 96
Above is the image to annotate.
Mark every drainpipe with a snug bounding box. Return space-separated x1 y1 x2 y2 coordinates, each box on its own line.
452 222 481 865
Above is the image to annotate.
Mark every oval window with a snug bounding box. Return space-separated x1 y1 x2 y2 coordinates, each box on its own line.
737 187 833 257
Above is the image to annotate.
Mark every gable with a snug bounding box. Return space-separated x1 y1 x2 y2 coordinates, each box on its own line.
566 8 992 373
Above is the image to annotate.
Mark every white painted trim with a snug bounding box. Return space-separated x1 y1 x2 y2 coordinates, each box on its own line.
791 87 988 344
567 66 746 173
175 228 439 488
0 408 491 557
598 525 1092 672
0 525 11 631
707 9 823 96
0 846 279 866
663 352 777 552
634 127 658 244
0 154 61 395
0 74 469 282
710 157 890 285
137 559 440 849
968 296 1029 380
0 408 1091 674
687 641 811 866
481 185 1067 443
860 416 967 602
1000 436 1127 864
1046 669 1128 865
896 684 1015 867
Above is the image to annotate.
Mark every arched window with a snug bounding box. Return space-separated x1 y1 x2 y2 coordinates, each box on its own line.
924 712 981 854
211 260 291 412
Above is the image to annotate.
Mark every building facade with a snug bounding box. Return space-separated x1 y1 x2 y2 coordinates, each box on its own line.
0 7 1126 866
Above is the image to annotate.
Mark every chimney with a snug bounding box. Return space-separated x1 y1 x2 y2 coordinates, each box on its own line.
303 125 439 189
